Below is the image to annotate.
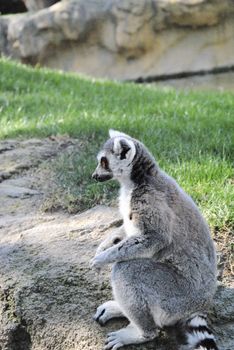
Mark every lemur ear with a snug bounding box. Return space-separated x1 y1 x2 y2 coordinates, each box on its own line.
119 139 131 160
109 129 131 139
113 137 136 161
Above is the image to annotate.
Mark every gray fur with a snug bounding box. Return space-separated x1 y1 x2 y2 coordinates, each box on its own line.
91 130 218 350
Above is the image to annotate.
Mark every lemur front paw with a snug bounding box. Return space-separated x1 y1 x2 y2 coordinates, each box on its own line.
93 301 124 326
90 250 109 269
93 305 106 326
95 237 122 256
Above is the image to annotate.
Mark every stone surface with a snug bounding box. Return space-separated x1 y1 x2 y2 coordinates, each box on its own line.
0 182 41 198
0 0 234 80
0 137 233 350
0 137 75 182
0 203 233 350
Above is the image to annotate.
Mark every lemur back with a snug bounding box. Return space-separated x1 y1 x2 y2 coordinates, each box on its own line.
91 130 218 350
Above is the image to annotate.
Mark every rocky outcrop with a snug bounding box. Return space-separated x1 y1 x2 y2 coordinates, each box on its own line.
0 0 234 80
0 138 233 350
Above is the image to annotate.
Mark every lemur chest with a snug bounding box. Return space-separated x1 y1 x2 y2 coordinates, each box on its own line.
119 187 141 237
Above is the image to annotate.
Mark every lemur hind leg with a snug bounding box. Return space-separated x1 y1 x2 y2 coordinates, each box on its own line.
93 300 126 326
105 323 158 350
104 260 162 349
106 259 198 349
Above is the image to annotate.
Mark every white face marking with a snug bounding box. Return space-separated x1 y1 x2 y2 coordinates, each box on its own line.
97 150 106 161
94 132 138 186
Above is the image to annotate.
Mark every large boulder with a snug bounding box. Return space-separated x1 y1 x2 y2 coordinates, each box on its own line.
0 0 234 80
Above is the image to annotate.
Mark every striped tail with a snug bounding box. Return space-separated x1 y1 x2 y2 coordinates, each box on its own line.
185 315 219 350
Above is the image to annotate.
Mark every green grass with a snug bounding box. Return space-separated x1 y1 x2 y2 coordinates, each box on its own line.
0 57 233 234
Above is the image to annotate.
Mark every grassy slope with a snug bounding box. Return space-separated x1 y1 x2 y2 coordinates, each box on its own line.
0 58 233 236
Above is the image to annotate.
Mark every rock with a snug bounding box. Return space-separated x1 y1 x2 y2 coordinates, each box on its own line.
0 182 41 198
0 204 233 349
0 0 234 80
211 286 234 350
0 140 18 154
0 137 76 182
0 137 78 219
212 285 234 323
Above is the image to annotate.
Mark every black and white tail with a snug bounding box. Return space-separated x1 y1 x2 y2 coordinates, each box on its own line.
184 315 219 350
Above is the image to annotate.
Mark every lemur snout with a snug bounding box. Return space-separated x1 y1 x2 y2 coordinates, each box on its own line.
92 172 98 180
92 172 113 182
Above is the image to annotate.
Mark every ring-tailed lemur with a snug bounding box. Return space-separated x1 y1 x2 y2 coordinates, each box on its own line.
91 130 218 350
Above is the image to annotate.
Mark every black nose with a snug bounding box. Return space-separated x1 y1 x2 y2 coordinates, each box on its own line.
92 172 98 180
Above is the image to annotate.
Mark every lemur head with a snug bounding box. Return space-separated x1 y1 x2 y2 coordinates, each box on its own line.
92 129 136 183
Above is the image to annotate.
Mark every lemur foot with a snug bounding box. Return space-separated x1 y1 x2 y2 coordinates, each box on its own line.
93 301 124 326
104 324 157 349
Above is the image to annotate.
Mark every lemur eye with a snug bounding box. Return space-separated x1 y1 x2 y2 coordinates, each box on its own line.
101 157 109 169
